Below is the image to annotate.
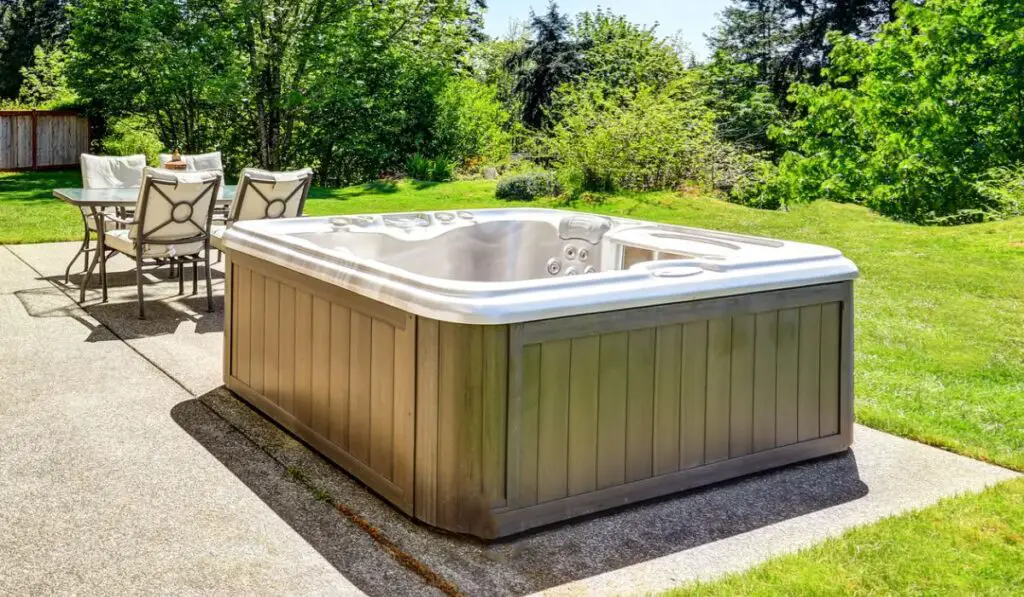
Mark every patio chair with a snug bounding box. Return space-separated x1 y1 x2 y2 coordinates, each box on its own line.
158 151 224 172
65 154 146 284
102 168 222 319
211 167 314 250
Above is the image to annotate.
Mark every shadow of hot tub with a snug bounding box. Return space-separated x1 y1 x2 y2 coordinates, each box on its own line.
221 208 859 539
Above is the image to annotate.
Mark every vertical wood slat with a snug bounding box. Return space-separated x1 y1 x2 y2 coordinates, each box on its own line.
415 319 440 522
567 335 600 496
329 304 351 448
518 343 542 506
369 319 396 479
775 308 800 447
753 311 778 452
278 285 296 413
681 321 708 469
729 314 755 458
798 305 822 442
249 272 265 395
481 326 509 506
653 325 682 476
437 323 467 521
459 326 484 514
311 298 332 438
819 303 841 437
392 315 417 511
704 318 732 463
625 328 656 483
234 265 251 385
263 278 280 404
537 339 571 503
294 290 313 426
596 332 628 489
348 312 373 464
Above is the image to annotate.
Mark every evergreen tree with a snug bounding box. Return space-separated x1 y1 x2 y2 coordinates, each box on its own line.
505 2 589 129
708 0 900 104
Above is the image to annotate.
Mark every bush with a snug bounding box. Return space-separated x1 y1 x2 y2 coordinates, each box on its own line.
405 153 453 182
495 171 562 201
543 77 750 196
430 77 512 165
101 116 164 166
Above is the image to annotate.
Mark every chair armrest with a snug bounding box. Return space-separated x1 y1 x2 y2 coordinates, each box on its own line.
102 212 135 226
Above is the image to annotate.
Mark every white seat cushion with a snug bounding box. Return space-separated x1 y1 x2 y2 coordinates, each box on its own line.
105 229 204 259
158 151 223 172
80 154 146 188
210 225 226 251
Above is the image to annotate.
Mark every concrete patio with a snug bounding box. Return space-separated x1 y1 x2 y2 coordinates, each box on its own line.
0 241 1018 596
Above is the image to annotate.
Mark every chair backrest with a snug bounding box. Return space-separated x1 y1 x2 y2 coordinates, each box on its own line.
229 167 313 224
130 168 222 246
158 151 223 172
80 154 146 189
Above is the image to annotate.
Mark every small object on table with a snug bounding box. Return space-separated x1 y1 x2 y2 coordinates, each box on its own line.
164 149 187 171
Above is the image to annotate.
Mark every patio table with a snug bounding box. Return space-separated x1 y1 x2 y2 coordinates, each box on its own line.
53 186 237 303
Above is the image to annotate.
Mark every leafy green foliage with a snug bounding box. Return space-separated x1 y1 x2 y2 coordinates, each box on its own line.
429 77 512 165
573 10 684 96
0 0 70 99
495 171 561 201
404 154 453 182
101 116 165 166
759 0 1024 222
544 76 735 195
16 43 77 109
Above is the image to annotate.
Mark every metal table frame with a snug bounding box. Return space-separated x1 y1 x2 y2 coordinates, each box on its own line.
53 187 236 303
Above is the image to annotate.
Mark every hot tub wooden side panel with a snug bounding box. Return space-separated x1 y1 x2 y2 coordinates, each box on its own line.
414 320 510 538
498 282 853 537
225 252 417 514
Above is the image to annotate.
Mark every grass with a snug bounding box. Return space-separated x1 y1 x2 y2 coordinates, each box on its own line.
671 476 1024 596
4 170 1023 593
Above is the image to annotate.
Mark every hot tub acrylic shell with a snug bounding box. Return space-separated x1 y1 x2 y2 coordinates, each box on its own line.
222 209 857 538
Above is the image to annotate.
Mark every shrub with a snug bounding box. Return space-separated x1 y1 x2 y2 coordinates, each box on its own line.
430 77 513 165
495 171 562 201
543 76 749 196
405 153 453 182
101 116 164 166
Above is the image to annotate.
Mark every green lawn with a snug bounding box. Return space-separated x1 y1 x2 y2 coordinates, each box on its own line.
4 170 1023 594
672 476 1024 596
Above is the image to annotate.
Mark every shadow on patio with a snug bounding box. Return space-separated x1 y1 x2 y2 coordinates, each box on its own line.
173 387 869 597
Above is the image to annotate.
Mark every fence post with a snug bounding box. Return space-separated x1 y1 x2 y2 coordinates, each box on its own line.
30 110 37 170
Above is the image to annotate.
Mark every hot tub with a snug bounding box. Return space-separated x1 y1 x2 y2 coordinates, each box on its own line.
221 208 858 538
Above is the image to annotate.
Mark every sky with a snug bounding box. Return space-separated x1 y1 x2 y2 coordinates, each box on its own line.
482 0 733 60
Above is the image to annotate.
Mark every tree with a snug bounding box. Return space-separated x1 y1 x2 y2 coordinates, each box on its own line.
0 0 70 98
708 0 901 104
765 0 1024 222
573 10 685 98
505 2 588 129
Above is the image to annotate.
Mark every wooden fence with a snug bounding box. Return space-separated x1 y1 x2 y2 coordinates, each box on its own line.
0 110 90 171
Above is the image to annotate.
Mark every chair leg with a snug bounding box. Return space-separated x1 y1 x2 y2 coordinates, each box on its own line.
136 256 146 320
192 260 198 295
64 226 90 284
178 261 185 295
204 249 213 313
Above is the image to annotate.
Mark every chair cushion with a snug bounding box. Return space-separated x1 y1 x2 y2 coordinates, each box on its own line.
210 225 226 251
80 154 146 189
158 151 223 172
105 229 204 259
